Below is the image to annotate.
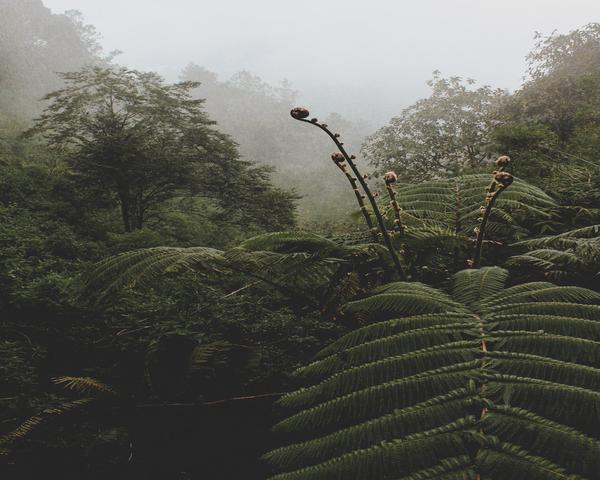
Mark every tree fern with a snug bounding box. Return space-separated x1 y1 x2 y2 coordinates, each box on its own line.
0 376 116 452
379 174 556 274
506 225 600 284
390 174 555 238
76 232 393 312
264 267 600 479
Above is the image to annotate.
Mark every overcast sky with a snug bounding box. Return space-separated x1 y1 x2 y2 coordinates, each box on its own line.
43 0 600 125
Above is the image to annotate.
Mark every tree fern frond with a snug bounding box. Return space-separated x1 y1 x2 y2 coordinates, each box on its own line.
274 362 478 435
314 313 477 360
477 441 585 480
495 286 600 305
283 343 478 409
380 174 557 271
297 327 477 379
266 389 474 471
343 292 467 317
452 267 508 307
53 376 117 395
485 301 600 319
77 246 225 299
507 225 600 283
266 267 600 478
270 419 475 480
483 406 600 478
487 314 600 340
0 398 94 447
486 351 600 390
493 331 600 365
476 282 556 308
393 456 476 480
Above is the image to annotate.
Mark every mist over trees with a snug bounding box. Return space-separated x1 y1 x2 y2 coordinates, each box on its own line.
2 1 600 478
180 63 372 222
0 0 104 121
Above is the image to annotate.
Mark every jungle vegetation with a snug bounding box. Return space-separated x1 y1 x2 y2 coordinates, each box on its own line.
1 2 600 479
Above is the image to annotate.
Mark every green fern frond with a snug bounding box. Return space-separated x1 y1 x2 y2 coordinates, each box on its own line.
297 328 478 379
77 246 225 299
507 225 600 283
393 456 476 480
266 389 474 471
483 406 600 478
452 266 508 307
266 267 600 479
313 313 477 359
477 441 585 480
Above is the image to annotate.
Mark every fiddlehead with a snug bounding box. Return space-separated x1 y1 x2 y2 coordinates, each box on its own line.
471 156 513 268
290 107 406 279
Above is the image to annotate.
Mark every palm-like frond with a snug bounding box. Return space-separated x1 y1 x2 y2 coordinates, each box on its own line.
75 232 391 308
507 225 600 284
391 174 554 238
77 246 225 299
0 376 117 452
0 398 94 451
52 376 117 395
264 267 600 479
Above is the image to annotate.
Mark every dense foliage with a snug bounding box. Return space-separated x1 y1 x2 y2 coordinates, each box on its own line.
2 2 600 478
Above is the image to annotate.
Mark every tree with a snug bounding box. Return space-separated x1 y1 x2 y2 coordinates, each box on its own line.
0 1 104 119
495 24 600 212
29 66 296 233
265 267 600 479
502 23 600 144
362 72 506 181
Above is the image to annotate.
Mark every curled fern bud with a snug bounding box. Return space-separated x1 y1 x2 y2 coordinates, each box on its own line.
290 107 310 119
331 152 345 163
496 155 511 167
494 171 514 187
383 171 398 184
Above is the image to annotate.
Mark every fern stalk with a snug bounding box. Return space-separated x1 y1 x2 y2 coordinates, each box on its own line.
383 171 404 236
472 157 513 268
291 107 406 280
331 152 379 241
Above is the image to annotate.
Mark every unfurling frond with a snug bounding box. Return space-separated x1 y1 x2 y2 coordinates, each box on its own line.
265 267 600 479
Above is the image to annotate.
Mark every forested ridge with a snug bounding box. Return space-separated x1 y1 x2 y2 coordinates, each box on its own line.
2 1 600 479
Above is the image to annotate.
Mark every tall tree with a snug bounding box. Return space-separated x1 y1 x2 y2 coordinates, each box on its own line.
503 23 600 144
362 72 505 181
29 66 296 232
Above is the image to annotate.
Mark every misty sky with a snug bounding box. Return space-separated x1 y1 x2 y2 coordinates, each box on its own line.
43 0 600 124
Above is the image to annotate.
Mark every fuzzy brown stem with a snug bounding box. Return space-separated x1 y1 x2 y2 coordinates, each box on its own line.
385 181 404 236
471 165 511 268
294 116 406 280
335 161 379 242
472 183 507 268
